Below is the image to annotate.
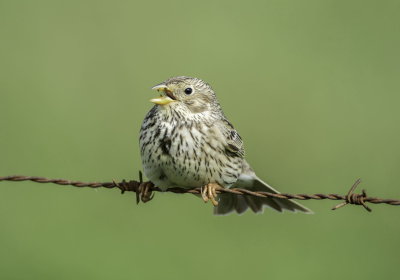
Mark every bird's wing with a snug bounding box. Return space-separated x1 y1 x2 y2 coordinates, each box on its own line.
215 118 245 158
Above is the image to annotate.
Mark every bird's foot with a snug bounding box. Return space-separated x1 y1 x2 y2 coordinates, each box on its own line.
136 181 155 204
201 183 223 206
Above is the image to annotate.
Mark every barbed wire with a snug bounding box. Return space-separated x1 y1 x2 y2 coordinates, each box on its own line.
1 174 399 211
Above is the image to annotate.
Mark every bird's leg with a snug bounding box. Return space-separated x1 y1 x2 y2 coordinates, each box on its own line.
136 181 155 204
201 183 223 206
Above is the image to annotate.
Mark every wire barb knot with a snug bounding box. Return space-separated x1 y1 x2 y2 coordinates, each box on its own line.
113 179 139 194
332 179 372 212
112 173 155 204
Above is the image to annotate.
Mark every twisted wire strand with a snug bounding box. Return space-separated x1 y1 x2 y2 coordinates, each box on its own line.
1 175 399 211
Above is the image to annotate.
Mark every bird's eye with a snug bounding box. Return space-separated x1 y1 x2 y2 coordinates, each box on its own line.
184 87 193 95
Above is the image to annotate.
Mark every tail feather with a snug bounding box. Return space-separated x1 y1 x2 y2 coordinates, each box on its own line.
214 195 249 215
214 175 312 215
244 195 263 212
234 196 249 214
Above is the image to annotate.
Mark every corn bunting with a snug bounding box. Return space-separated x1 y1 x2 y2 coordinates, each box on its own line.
139 76 311 215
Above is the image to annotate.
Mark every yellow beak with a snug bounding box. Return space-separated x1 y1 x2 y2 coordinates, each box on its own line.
150 96 175 105
150 84 176 105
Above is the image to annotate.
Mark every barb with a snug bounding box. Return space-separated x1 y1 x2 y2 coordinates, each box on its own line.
331 179 371 211
1 175 399 211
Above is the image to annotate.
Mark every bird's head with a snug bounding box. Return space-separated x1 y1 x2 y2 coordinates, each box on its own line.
150 76 220 114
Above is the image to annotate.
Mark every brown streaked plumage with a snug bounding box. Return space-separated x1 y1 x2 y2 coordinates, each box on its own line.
139 76 312 215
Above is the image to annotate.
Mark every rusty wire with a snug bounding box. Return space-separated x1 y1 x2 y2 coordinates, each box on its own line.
1 174 399 211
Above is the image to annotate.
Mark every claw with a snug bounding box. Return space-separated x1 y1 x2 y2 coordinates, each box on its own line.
136 181 155 204
201 183 222 206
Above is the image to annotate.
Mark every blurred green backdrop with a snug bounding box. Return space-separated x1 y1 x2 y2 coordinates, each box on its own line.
1 0 399 279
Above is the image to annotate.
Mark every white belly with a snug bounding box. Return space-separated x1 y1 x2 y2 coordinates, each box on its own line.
140 119 242 190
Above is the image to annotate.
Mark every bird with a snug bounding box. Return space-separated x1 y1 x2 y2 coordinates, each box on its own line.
139 76 312 215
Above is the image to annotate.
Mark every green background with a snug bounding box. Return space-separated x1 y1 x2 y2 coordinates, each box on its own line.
1 0 399 279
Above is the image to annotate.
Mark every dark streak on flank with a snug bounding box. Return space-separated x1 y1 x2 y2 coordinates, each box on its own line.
160 137 172 155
